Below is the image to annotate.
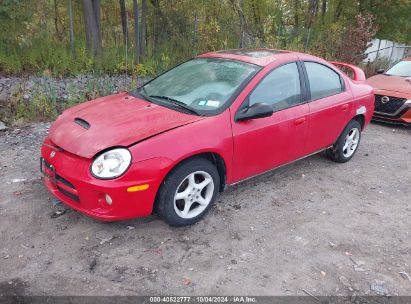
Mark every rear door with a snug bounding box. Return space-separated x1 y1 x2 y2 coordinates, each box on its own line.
231 62 309 182
302 61 353 153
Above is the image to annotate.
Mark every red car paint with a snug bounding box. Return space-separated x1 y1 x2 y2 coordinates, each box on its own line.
330 61 366 81
49 92 205 158
41 49 374 221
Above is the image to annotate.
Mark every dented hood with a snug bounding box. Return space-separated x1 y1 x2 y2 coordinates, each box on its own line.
48 93 204 158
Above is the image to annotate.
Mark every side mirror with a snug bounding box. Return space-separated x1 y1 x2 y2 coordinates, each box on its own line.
376 68 385 74
236 102 273 121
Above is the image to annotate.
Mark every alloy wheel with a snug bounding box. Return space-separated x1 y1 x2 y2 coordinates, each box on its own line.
173 171 215 219
342 128 360 158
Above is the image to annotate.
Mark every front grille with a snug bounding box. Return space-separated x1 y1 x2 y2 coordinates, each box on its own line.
43 158 79 203
57 186 80 202
56 174 75 189
374 95 406 114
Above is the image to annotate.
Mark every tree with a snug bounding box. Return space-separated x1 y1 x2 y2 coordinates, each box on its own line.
336 13 377 64
82 0 101 56
133 0 139 62
239 0 245 47
53 0 63 40
294 0 300 31
2 0 411 77
68 0 75 57
305 0 319 29
119 0 128 47
320 0 326 23
249 0 265 43
139 0 147 58
360 0 411 43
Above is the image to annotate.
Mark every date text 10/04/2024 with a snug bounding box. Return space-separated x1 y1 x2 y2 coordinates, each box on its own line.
149 297 257 303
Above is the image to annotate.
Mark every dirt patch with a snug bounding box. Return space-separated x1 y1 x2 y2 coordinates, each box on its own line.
0 122 410 296
0 278 28 296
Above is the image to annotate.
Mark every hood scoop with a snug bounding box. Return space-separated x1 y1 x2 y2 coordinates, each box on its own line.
74 117 90 129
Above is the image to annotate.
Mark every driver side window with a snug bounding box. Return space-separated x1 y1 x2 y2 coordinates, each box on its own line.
249 62 302 112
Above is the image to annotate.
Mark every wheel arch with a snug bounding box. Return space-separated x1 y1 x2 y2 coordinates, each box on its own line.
152 151 227 214
353 114 365 130
195 152 227 192
161 151 228 192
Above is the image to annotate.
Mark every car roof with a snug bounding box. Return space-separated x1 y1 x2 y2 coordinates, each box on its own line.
196 48 301 66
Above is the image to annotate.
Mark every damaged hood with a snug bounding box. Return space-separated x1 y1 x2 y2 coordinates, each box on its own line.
48 93 204 158
366 74 411 94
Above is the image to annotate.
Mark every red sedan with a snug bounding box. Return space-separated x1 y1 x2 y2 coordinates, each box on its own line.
41 49 374 226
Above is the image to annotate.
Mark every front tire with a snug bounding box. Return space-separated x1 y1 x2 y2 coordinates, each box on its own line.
326 120 362 163
156 158 220 226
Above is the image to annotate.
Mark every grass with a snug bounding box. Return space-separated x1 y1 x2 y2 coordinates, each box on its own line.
0 39 174 125
0 39 176 78
0 75 140 125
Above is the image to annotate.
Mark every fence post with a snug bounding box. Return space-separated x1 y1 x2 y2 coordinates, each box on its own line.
388 42 395 67
375 39 381 61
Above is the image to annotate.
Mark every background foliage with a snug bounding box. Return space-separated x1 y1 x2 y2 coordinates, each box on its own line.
1 0 411 77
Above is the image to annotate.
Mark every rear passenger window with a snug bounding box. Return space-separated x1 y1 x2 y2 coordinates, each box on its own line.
304 62 343 100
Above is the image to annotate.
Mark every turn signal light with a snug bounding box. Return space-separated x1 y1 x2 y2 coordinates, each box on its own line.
127 184 149 192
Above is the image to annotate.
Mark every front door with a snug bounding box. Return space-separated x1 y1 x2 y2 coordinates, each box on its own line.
231 62 309 182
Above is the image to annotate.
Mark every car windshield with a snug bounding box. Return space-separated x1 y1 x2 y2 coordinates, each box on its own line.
138 58 260 114
385 60 411 77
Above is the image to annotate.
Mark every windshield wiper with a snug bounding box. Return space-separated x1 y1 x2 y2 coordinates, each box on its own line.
130 86 151 101
140 86 148 96
149 95 200 115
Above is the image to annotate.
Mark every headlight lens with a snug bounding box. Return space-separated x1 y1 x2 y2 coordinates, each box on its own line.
91 148 132 179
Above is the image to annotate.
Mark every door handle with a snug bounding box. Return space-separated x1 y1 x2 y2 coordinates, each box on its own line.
294 117 306 125
341 104 349 111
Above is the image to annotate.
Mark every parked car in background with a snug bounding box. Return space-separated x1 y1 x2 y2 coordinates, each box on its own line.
366 57 411 125
41 49 374 226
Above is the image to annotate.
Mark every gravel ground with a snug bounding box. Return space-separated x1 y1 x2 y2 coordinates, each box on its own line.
0 122 410 297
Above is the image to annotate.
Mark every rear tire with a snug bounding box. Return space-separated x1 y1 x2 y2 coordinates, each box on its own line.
156 158 220 226
326 120 362 163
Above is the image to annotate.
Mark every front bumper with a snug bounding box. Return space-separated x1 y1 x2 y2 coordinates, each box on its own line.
373 93 411 125
373 103 411 125
40 138 170 221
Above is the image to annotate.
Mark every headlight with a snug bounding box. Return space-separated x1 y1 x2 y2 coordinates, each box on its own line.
91 148 132 179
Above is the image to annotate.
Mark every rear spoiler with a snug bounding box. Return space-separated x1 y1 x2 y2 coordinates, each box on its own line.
330 61 366 81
